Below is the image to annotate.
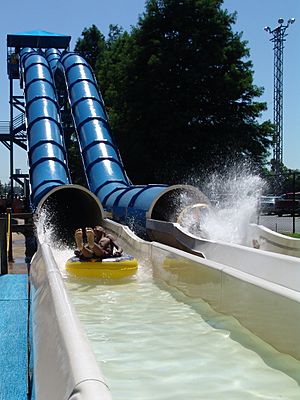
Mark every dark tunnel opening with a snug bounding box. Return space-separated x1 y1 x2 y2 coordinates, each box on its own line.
149 185 210 223
36 185 104 246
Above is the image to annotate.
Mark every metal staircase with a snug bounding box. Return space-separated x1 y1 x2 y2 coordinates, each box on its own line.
0 113 27 150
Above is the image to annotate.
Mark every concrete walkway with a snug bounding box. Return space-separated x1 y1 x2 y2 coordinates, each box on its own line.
0 233 29 400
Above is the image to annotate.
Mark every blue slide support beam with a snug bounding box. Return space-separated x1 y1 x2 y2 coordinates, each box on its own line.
20 48 71 207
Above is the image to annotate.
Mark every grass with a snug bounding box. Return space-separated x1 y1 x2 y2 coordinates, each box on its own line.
284 232 300 239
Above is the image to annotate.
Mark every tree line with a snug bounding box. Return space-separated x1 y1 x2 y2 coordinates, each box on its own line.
73 0 274 185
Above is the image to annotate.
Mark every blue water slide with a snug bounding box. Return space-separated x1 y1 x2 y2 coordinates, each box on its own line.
19 48 104 241
58 52 131 197
44 48 62 74
19 47 71 206
52 52 195 228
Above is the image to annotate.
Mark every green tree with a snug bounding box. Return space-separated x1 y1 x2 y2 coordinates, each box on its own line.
74 24 106 71
262 165 300 195
98 0 273 183
74 1 273 185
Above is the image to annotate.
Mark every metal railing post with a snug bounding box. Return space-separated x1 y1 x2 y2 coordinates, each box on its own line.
0 217 8 274
7 207 13 262
292 171 296 234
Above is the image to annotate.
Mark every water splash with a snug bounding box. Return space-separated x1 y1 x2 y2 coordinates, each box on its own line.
180 165 265 244
35 206 55 245
35 205 73 249
35 206 73 275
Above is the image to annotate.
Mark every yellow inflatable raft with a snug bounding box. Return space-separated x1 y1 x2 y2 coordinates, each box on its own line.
66 254 138 279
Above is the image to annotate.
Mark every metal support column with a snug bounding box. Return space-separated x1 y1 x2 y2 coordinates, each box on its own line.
264 18 295 188
9 77 14 203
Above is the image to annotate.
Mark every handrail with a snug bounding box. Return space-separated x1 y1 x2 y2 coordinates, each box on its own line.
0 115 25 134
13 113 25 130
0 121 9 134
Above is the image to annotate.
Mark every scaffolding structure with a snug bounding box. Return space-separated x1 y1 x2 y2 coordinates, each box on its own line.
0 52 27 200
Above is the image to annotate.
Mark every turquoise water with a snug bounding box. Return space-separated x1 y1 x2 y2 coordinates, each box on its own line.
54 248 300 400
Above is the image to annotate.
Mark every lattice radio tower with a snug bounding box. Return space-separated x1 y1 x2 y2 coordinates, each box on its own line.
264 18 295 177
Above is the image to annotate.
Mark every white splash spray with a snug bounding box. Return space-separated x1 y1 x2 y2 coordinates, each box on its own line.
34 206 73 275
35 206 55 245
180 165 265 245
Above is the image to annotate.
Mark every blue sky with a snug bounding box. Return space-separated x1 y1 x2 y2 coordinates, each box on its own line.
0 0 299 183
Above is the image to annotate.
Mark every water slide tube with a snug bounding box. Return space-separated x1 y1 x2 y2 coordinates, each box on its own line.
44 48 61 73
19 47 71 204
19 48 104 240
48 50 208 234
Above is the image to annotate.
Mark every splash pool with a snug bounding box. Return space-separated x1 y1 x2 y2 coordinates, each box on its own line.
53 246 300 400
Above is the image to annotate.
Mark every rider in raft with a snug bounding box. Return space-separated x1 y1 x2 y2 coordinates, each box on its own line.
74 226 123 260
